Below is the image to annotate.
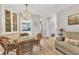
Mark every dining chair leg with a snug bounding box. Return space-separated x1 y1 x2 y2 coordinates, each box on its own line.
39 44 41 51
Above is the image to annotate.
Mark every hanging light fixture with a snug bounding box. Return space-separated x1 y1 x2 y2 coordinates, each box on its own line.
21 4 31 20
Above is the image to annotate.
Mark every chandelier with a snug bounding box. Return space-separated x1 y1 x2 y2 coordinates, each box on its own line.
21 4 31 20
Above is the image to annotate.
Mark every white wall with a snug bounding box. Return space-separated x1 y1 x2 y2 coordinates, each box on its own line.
31 15 40 35
57 5 79 32
0 5 2 35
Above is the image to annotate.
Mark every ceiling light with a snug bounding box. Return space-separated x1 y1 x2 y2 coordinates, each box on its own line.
21 4 31 20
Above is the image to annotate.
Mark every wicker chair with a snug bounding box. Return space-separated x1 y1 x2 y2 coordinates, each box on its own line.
0 37 16 55
20 33 29 36
16 39 34 55
20 33 29 40
34 33 42 47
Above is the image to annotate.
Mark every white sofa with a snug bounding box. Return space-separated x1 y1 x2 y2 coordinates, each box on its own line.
55 32 79 55
55 40 79 55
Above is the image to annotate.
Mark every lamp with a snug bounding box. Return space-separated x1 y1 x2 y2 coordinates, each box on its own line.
21 4 31 20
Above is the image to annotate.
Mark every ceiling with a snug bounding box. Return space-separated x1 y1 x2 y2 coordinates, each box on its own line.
29 4 74 17
3 4 74 18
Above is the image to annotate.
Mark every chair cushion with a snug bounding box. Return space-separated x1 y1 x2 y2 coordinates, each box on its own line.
0 37 15 44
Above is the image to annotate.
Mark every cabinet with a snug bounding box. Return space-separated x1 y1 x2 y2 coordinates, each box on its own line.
5 9 17 33
5 10 11 32
13 13 17 31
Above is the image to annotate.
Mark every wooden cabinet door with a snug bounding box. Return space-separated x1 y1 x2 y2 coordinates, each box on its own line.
5 10 11 32
13 13 17 31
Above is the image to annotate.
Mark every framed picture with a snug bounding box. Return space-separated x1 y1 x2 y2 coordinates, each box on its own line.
68 13 79 25
22 23 31 31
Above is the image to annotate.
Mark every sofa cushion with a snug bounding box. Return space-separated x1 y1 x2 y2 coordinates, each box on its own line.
67 39 79 46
